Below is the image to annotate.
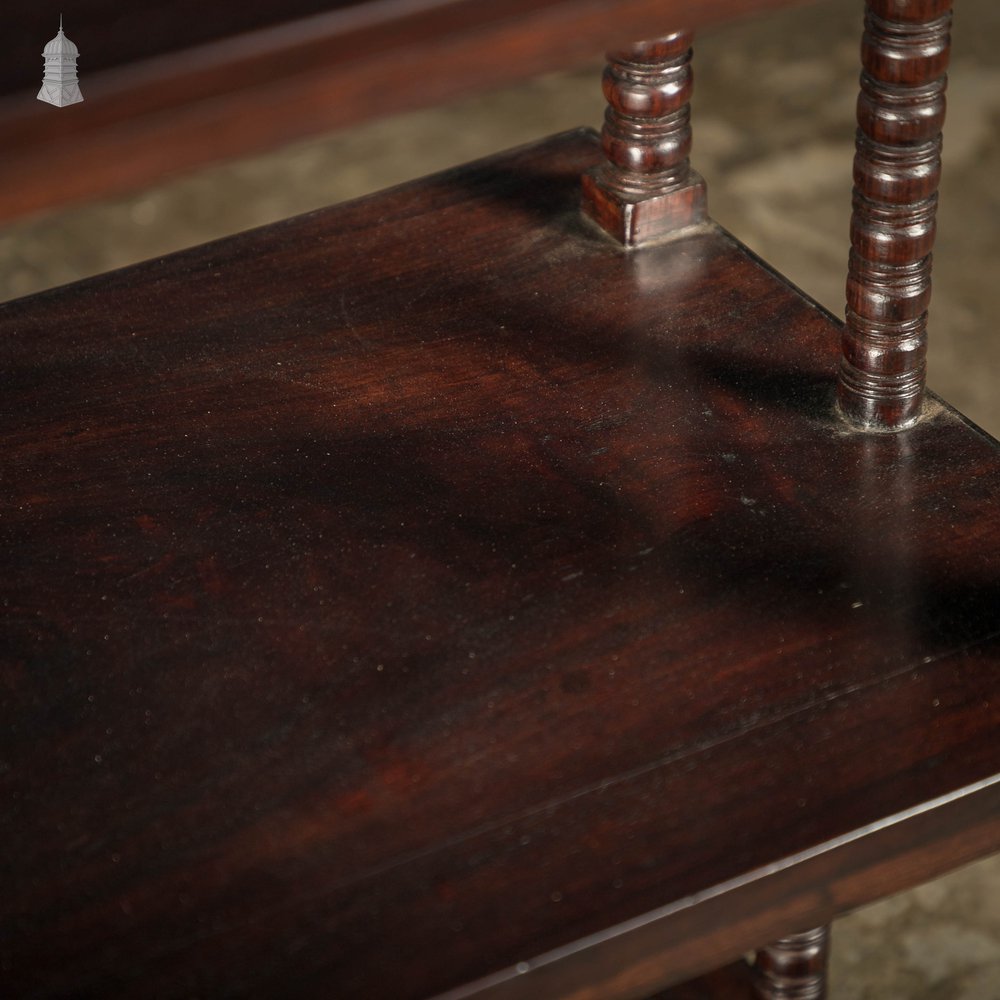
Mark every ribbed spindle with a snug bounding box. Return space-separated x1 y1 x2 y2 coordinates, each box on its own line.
582 32 707 247
753 926 830 1000
838 0 952 430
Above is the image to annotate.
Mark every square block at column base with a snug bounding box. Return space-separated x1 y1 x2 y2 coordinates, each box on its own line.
581 170 708 247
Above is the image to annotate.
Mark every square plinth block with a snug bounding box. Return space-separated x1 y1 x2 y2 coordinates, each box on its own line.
582 166 708 246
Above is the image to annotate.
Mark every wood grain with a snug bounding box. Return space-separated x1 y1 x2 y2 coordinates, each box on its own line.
1 131 998 1000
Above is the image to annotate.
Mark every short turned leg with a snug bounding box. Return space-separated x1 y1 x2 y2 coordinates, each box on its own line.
581 32 707 247
838 0 952 430
752 926 830 1000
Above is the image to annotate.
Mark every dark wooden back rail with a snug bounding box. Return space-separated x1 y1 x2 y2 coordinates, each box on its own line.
0 0 814 223
2 1 997 999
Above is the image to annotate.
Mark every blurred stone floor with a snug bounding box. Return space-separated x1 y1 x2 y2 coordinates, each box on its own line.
1 0 998 996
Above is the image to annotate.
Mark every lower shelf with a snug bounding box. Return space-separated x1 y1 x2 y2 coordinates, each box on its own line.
1 129 998 1000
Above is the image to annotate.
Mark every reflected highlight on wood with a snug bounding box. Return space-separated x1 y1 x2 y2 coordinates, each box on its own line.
582 32 707 246
838 0 952 430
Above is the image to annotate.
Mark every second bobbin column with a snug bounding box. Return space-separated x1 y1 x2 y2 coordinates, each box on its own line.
582 32 707 247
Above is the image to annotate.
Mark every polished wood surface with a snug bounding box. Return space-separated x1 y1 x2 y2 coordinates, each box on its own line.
2 131 999 999
0 0 817 222
839 0 952 430
581 32 707 245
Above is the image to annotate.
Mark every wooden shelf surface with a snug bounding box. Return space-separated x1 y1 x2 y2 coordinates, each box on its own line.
2 131 998 1000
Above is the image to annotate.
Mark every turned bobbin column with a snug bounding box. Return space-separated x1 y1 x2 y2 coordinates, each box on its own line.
582 32 707 247
752 926 830 1000
838 0 952 430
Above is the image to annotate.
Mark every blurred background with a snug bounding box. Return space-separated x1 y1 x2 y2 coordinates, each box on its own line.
1 1 998 995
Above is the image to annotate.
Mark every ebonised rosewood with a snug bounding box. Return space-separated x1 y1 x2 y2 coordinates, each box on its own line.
838 0 952 430
2 131 999 1000
581 32 707 245
752 928 829 1000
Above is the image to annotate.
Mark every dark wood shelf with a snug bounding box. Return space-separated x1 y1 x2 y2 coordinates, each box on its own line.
2 130 998 1000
